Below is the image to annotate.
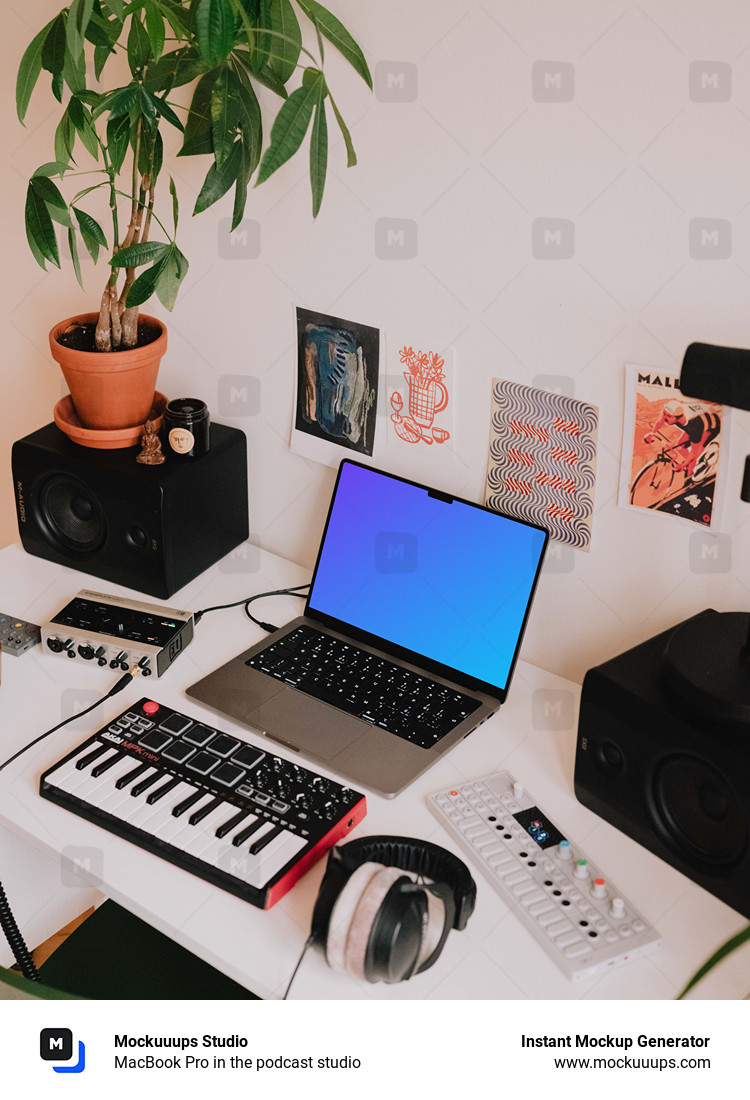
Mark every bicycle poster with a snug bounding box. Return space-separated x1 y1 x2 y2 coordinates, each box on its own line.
618 364 729 528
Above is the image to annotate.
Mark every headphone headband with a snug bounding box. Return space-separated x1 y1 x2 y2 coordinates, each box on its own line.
330 835 476 930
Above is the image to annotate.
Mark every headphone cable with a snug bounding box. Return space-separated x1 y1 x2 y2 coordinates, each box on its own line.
281 935 315 1000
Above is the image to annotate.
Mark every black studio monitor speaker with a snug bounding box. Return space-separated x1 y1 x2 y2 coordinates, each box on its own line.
11 422 249 599
575 612 750 918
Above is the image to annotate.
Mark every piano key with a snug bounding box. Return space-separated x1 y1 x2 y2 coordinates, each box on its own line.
243 830 308 889
231 817 266 847
172 789 207 817
215 808 251 839
52 756 135 803
177 806 237 859
44 745 104 788
168 801 232 854
189 796 224 826
115 762 151 790
75 744 109 771
130 770 164 797
91 751 125 778
249 823 283 855
119 782 198 837
146 776 182 804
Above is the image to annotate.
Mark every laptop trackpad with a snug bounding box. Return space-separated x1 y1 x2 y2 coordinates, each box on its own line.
251 691 362 760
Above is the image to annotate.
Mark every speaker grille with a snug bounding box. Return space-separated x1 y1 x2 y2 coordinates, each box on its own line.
39 475 106 553
652 755 747 866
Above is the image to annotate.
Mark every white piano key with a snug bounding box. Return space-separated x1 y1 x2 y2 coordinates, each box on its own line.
113 781 197 837
244 830 307 889
168 797 230 853
53 755 131 803
198 815 260 869
44 744 103 787
177 804 236 859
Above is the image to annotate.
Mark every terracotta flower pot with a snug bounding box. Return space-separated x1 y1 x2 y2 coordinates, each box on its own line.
49 312 168 431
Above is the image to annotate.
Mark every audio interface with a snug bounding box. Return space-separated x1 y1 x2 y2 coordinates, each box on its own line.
42 590 194 678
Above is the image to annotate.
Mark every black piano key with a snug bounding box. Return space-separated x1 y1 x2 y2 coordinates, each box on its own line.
172 789 204 818
188 796 224 826
115 762 150 790
232 817 265 847
215 808 250 839
75 744 109 771
91 752 124 778
249 823 283 855
131 770 163 797
146 776 181 804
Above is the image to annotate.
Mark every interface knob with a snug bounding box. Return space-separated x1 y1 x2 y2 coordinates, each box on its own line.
573 859 590 880
591 878 607 899
609 897 626 920
557 839 572 861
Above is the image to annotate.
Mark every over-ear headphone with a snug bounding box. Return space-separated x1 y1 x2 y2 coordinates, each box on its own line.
310 836 476 984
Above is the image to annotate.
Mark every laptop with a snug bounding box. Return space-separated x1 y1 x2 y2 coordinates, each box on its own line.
187 460 548 797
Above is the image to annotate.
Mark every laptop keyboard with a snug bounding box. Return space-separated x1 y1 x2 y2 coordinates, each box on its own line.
245 625 482 749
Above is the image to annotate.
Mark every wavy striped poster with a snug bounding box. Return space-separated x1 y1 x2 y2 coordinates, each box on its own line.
484 379 598 551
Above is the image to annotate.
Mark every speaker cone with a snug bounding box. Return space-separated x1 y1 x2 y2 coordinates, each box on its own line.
652 755 746 866
39 475 106 553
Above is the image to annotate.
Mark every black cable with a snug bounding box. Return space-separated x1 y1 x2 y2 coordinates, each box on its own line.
194 583 310 634
0 668 138 775
281 935 315 1000
0 880 39 982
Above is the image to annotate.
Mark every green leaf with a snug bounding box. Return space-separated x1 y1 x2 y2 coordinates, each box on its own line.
85 11 118 49
128 15 152 77
68 227 84 288
68 97 100 160
295 0 372 89
25 181 60 268
194 139 243 214
232 64 263 171
94 42 113 80
234 49 288 98
62 32 87 94
144 0 166 61
194 0 236 65
678 924 750 999
211 68 241 168
102 0 125 19
41 14 67 77
33 161 73 178
309 85 327 217
231 141 251 229
268 0 302 84
107 114 131 174
328 90 357 167
179 71 217 157
73 207 107 263
16 19 56 122
30 176 73 228
101 84 141 121
67 0 95 67
155 245 189 310
110 240 169 268
255 76 319 186
145 47 205 93
141 88 184 131
125 256 166 308
169 176 179 233
54 113 75 165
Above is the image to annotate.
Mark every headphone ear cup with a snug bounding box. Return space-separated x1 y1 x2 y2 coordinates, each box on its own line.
343 866 413 982
322 862 384 974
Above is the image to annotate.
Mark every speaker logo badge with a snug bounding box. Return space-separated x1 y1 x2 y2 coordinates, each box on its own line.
15 481 26 523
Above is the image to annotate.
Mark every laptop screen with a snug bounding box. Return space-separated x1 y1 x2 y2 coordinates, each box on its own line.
306 461 548 696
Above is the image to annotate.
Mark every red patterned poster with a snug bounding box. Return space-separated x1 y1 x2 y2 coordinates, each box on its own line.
484 379 598 551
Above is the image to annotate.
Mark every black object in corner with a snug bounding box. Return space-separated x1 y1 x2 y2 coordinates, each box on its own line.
11 422 249 599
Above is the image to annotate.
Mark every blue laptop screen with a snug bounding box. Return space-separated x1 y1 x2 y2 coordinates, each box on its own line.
307 462 547 694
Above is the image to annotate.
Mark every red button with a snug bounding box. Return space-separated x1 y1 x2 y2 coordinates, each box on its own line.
142 701 159 715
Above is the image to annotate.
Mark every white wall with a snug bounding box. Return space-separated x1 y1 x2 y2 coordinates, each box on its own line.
3 0 749 684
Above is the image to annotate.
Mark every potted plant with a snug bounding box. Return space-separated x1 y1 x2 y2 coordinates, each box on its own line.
17 0 371 433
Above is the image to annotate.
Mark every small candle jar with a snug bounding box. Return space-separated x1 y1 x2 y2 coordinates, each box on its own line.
164 398 210 458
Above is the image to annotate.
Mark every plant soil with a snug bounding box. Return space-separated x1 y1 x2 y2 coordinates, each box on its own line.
57 318 161 352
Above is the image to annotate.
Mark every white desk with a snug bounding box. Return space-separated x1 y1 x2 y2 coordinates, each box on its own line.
1 542 748 1000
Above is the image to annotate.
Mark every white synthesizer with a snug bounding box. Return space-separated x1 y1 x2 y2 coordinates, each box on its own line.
427 771 661 982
